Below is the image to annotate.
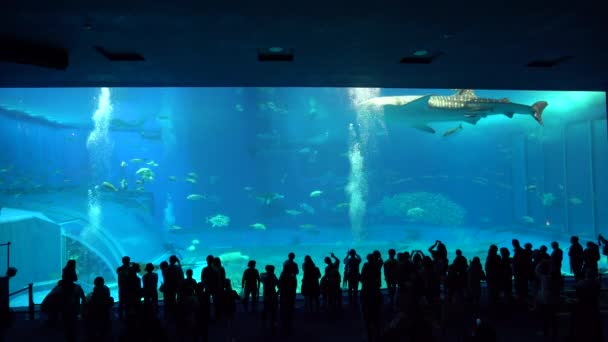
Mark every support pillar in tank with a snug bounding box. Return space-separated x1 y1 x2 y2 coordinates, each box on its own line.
588 120 598 238
561 125 570 235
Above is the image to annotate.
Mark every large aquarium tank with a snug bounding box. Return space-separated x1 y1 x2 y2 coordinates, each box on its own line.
0 87 606 305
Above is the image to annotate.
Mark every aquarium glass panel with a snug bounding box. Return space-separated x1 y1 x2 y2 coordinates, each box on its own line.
0 87 606 305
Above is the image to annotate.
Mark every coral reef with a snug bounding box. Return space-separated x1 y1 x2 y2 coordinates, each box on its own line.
378 191 466 226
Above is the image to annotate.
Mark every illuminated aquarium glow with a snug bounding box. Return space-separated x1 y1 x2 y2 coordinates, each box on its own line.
0 87 606 304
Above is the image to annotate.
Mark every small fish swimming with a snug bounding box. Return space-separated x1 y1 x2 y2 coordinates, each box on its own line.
309 190 323 198
187 194 206 201
525 184 537 192
206 214 230 228
285 209 303 216
522 216 535 224
192 239 200 245
187 172 198 179
101 181 118 191
169 225 183 231
168 176 177 181
256 192 285 205
185 177 197 184
146 160 159 167
243 186 254 192
442 124 463 137
569 197 583 205
235 104 244 112
187 245 196 252
299 203 315 215
120 161 127 168
120 179 127 190
250 223 267 230
130 158 144 163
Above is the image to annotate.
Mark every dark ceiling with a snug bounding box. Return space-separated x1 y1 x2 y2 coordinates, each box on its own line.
1 1 607 91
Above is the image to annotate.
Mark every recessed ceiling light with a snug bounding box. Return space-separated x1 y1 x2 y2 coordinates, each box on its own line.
413 50 428 56
268 47 284 53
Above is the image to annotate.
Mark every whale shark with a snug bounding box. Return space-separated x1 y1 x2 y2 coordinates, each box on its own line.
357 90 548 134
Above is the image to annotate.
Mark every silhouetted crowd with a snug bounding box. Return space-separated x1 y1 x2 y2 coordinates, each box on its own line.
36 234 608 341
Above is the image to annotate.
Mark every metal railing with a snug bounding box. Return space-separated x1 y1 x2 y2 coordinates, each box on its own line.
8 283 34 320
0 241 10 273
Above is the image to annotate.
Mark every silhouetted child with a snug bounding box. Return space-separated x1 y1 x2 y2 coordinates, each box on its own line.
178 269 199 340
142 263 158 314
467 257 485 304
261 265 279 331
242 260 261 312
221 279 240 339
85 276 113 341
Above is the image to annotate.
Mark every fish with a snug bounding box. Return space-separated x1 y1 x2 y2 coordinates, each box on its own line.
569 197 583 205
169 225 183 231
309 190 323 198
120 161 127 168
187 172 198 179
357 90 547 134
442 124 463 137
256 192 285 205
185 177 197 184
187 194 206 200
192 239 200 245
120 179 127 190
299 203 315 215
243 186 254 192
522 216 535 224
299 224 316 229
135 179 143 185
525 184 537 192
250 223 267 230
298 147 312 154
285 209 303 216
218 251 249 262
101 181 118 191
130 158 145 163
235 104 244 112
206 214 230 228
187 245 196 252
168 176 177 181
146 160 159 167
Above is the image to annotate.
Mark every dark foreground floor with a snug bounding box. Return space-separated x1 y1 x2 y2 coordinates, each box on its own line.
3 284 608 342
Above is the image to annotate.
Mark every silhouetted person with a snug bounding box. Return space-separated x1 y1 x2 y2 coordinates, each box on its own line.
220 279 240 339
582 241 600 278
159 260 169 318
214 257 226 285
384 248 398 306
85 276 113 341
324 253 341 313
201 255 221 317
343 249 361 305
165 255 184 317
59 280 86 342
428 240 448 277
195 281 211 342
242 260 261 312
372 250 384 291
279 269 296 335
568 236 584 281
142 263 158 315
301 255 321 312
261 265 279 332
485 245 500 304
116 256 131 319
535 259 560 338
176 268 198 341
523 243 534 292
281 252 299 312
467 257 485 304
571 269 603 340
126 263 142 318
598 234 608 262
360 254 382 342
451 249 468 302
512 239 528 301
499 247 512 302
62 259 78 284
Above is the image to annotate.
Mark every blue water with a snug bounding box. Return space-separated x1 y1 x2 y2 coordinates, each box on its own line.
0 87 607 304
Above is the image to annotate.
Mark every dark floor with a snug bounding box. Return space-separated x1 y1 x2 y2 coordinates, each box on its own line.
3 281 608 342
